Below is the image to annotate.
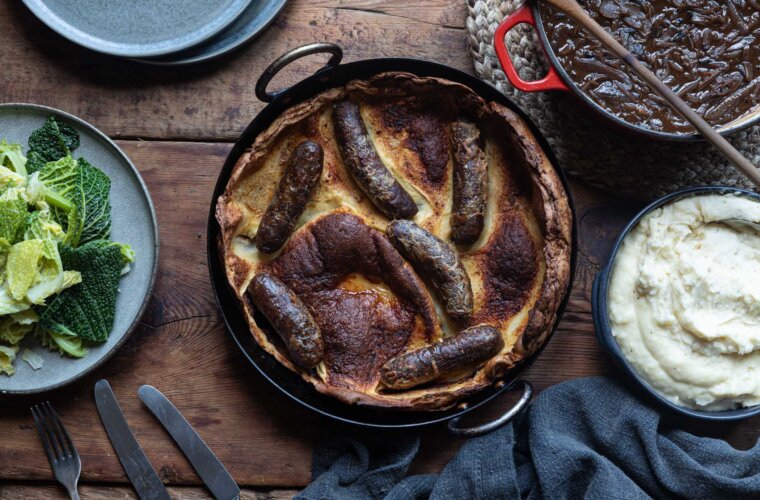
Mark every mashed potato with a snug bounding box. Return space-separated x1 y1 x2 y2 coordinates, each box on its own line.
608 193 760 410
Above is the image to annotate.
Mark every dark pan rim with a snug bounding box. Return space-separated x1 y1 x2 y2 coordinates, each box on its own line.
592 186 760 421
206 56 578 429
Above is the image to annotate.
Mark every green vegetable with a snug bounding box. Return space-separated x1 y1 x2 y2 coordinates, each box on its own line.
39 330 86 358
0 140 26 176
0 310 38 345
0 344 18 375
0 199 80 317
21 211 80 305
40 240 125 342
30 156 112 246
22 348 44 369
27 117 79 164
0 284 31 316
0 117 132 372
31 155 77 214
26 151 46 175
75 158 111 244
0 187 29 245
6 239 45 301
0 165 26 188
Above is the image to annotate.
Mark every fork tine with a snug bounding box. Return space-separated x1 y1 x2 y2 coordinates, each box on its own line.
37 402 64 459
44 401 76 457
41 402 70 457
38 403 65 460
31 405 58 464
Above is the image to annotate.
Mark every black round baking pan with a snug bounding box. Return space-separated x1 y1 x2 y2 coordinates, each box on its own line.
493 2 760 142
207 43 578 434
592 186 760 422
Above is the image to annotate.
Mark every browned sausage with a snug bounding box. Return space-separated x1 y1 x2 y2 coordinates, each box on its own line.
450 121 487 245
333 101 418 219
248 273 323 369
386 220 473 323
380 325 504 389
256 141 324 253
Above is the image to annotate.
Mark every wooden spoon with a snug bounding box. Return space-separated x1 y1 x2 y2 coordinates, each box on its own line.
538 0 760 189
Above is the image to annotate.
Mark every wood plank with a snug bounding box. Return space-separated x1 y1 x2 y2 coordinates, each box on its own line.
0 0 468 142
2 141 757 489
0 482 297 499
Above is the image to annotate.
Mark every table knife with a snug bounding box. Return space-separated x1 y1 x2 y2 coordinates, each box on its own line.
138 385 240 500
94 380 171 500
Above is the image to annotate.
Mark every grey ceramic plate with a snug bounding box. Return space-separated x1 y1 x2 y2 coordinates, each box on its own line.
21 0 252 58
135 0 288 66
0 104 159 395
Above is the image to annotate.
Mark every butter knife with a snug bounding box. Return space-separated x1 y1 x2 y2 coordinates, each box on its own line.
138 385 240 500
94 380 170 500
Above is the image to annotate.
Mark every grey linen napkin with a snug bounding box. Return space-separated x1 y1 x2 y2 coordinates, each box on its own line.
296 376 760 499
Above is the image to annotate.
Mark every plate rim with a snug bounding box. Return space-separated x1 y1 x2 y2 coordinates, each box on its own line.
132 0 289 66
20 0 253 58
0 102 160 395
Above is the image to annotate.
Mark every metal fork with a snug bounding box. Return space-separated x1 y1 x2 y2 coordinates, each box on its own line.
31 401 81 500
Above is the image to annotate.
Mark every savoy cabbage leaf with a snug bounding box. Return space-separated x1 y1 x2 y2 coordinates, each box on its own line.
27 117 79 165
0 140 26 176
0 187 29 245
40 240 125 342
0 344 18 375
39 329 87 358
30 156 111 246
76 158 111 244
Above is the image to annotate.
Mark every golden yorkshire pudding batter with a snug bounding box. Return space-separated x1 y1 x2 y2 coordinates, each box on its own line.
216 73 572 410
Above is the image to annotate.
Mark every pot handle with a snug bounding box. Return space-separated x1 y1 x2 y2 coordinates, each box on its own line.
255 43 344 103
493 3 569 93
447 380 533 437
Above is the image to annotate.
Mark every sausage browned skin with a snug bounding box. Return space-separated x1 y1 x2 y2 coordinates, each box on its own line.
380 325 504 390
333 101 418 219
248 273 323 369
450 121 487 245
386 219 473 323
256 141 324 253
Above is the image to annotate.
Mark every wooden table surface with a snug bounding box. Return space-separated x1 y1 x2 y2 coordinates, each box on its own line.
1 1 758 498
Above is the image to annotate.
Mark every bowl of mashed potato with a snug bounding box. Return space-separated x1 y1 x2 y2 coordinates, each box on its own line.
593 187 760 420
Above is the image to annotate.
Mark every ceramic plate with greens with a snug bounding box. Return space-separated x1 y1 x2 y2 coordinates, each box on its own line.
0 104 158 394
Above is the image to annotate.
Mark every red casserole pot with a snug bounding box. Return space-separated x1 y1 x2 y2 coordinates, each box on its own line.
493 1 760 142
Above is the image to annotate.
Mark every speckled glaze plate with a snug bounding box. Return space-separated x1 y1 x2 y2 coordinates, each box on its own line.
135 0 288 66
21 0 253 58
0 104 159 395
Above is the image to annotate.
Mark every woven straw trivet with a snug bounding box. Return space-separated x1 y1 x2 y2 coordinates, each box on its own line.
466 0 760 200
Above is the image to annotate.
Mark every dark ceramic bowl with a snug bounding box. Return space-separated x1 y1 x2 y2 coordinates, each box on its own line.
592 186 760 421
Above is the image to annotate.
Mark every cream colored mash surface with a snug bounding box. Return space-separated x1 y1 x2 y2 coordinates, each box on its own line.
608 194 760 410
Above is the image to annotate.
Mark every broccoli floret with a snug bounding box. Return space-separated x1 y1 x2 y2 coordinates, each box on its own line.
39 240 126 342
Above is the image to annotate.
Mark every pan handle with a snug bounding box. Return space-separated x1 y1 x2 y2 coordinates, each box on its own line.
255 43 344 103
493 3 569 93
447 380 533 437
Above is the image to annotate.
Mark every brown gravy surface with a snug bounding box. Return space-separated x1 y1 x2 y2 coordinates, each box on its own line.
540 0 760 134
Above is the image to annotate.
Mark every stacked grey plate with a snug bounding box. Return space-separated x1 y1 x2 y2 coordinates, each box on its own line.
21 0 288 65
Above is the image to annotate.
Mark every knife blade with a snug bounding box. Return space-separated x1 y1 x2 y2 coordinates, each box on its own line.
138 385 240 500
94 380 171 500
